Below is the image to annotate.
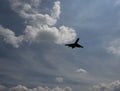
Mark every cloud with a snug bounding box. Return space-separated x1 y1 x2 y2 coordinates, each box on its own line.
76 68 88 74
106 38 120 55
114 0 120 6
93 83 108 91
93 80 120 91
56 77 64 83
0 0 76 48
51 1 61 19
0 25 23 48
0 85 72 91
9 0 58 26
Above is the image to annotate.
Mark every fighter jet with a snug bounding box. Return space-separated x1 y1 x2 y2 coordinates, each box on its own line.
65 38 83 49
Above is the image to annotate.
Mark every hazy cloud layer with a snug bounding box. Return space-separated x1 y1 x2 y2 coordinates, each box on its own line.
0 0 76 48
107 38 120 55
114 0 120 6
56 77 64 83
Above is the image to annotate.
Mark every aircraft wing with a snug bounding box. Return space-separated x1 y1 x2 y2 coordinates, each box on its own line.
76 44 83 48
65 44 74 47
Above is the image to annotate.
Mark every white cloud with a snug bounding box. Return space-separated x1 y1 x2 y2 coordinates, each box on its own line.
93 80 120 91
0 25 23 48
56 26 76 44
56 77 64 83
107 38 120 55
9 85 28 91
52 87 72 91
0 0 76 48
10 0 76 44
51 1 61 19
93 83 108 91
24 25 76 44
76 68 88 74
63 87 72 91
0 85 72 91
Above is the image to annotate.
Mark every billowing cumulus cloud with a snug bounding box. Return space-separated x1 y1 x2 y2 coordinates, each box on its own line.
0 85 72 91
9 0 59 26
0 25 23 48
0 0 76 48
93 80 120 91
107 38 120 55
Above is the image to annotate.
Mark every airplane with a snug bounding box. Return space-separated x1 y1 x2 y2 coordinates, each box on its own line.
65 38 83 49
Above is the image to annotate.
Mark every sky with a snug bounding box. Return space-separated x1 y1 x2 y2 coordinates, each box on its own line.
1 0 120 91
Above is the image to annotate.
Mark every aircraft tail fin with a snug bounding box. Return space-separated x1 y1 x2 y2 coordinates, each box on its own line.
75 38 79 44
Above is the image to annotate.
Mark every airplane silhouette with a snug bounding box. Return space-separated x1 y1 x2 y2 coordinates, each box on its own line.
65 38 83 49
